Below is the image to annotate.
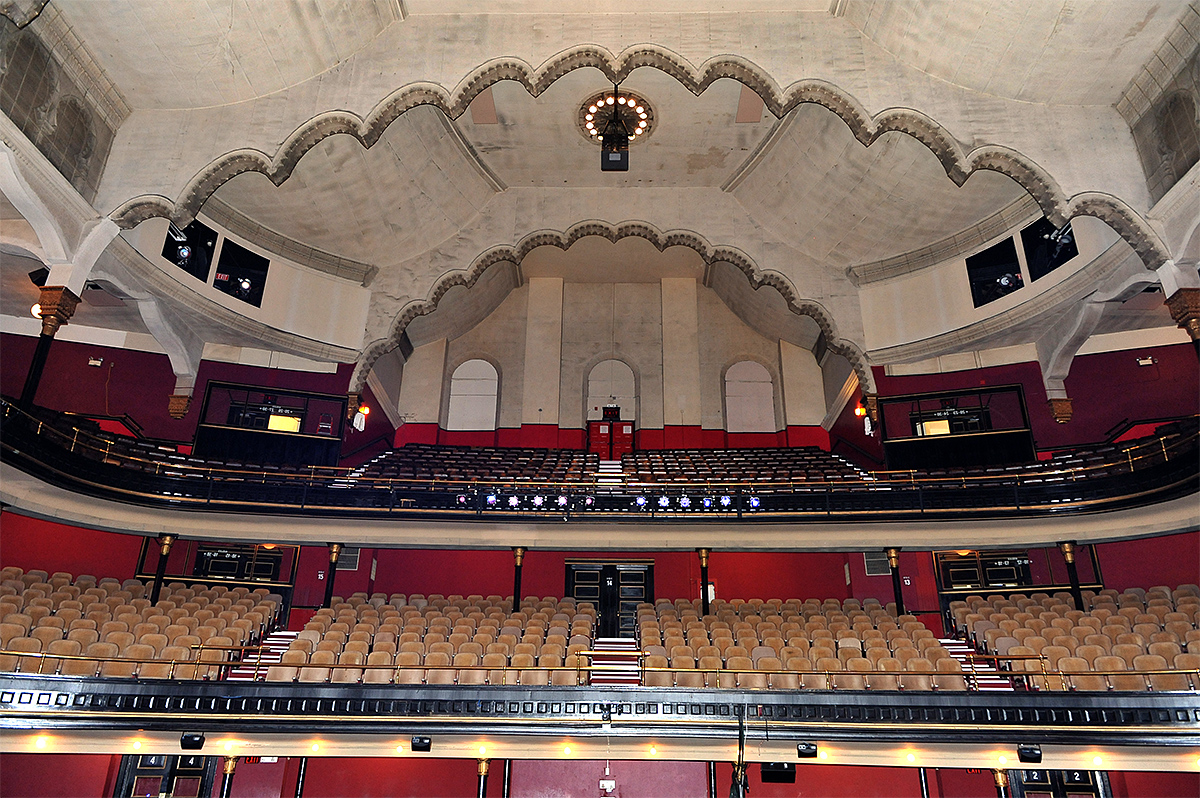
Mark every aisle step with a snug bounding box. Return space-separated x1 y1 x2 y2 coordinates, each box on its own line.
939 638 1014 691
227 630 297 681
590 637 641 686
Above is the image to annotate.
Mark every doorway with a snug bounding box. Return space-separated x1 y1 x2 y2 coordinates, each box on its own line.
565 560 653 638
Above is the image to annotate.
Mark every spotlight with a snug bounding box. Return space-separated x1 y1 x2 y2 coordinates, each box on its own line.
180 733 205 750
702 497 713 508
584 495 595 506
679 496 691 508
486 494 497 506
748 496 761 509
456 495 468 505
635 496 647 507
556 495 569 507
719 495 732 507
411 736 432 753
507 496 519 508
1017 744 1042 764
796 743 819 758
657 496 670 508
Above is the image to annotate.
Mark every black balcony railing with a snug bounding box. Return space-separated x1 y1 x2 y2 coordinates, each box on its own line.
2 400 1196 523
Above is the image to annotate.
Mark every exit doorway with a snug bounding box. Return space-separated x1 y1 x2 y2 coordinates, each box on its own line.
565 560 653 638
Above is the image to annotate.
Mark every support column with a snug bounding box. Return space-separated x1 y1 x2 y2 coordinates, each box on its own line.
218 757 238 798
322 543 343 608
697 548 711 616
148 534 176 605
1059 541 1085 611
1165 287 1200 356
885 548 907 616
992 768 1009 798
477 759 490 798
521 277 564 445
396 338 448 445
294 757 308 797
502 759 511 798
512 547 526 606
18 286 80 411
661 278 701 442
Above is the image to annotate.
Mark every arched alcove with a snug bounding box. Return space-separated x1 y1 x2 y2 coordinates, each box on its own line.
446 359 499 431
586 359 636 422
724 360 775 433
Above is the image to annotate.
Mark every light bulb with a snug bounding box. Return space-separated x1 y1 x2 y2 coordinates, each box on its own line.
34 736 48 749
1092 755 1103 767
132 741 142 751
906 753 916 763
635 105 644 113
585 114 593 120
30 303 41 318
589 105 597 113
618 96 626 104
606 96 614 105
563 745 572 755
311 743 320 753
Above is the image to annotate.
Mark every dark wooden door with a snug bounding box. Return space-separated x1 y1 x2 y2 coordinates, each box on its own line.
566 560 653 638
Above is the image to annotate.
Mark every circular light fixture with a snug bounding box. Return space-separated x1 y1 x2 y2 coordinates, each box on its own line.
1092 755 1103 767
34 736 48 749
30 303 41 318
905 752 916 763
132 741 142 751
997 755 1007 766
311 743 321 753
578 89 655 145
818 750 829 760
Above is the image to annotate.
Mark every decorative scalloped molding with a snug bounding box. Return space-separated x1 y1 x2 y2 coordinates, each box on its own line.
105 45 1173 274
847 194 1042 286
349 220 874 396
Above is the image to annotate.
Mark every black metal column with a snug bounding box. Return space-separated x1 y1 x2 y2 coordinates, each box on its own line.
148 534 176 605
512 547 526 605
477 759 490 798
886 548 907 616
698 548 711 616
294 757 308 797
218 757 237 798
502 759 511 798
322 543 342 608
18 333 54 411
1060 541 1085 610
707 762 717 798
918 768 930 798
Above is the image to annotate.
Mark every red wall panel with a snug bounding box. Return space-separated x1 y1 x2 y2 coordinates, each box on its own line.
371 549 514 599
229 758 289 798
712 762 924 798
511 759 706 797
281 756 500 798
1095 531 1200 592
1108 770 1200 798
0 753 119 798
0 510 143 581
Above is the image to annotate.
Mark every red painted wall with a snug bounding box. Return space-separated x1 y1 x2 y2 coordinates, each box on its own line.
229 758 289 798
0 510 143 581
511 759 705 797
0 754 119 798
1095 531 1200 592
279 756 501 798
713 762 925 798
1108 770 1200 798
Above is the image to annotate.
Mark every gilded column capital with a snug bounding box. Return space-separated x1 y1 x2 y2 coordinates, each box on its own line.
36 286 81 336
1165 287 1200 341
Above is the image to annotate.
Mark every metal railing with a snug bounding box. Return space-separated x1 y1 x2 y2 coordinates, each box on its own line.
2 399 1196 521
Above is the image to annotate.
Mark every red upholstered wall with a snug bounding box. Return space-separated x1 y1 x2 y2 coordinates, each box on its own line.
0 510 143 581
0 754 119 798
510 759 705 797
1108 770 1200 798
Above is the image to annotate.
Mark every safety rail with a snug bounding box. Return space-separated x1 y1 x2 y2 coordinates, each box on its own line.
3 648 1199 692
2 400 1196 521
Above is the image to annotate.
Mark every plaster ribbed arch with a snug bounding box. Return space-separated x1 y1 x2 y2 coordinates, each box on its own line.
350 221 873 400
105 43 1173 276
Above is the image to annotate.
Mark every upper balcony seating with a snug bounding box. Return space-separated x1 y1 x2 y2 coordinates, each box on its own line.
0 567 281 678
949 584 1200 691
622 447 864 485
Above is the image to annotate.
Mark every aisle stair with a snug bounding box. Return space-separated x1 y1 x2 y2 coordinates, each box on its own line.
594 461 626 487
939 638 1015 691
589 638 642 686
226 630 297 681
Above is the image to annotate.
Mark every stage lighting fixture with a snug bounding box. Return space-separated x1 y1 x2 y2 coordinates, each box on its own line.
411 736 432 752
702 497 714 508
748 496 761 509
507 496 520 508
657 496 670 508
635 496 647 507
532 495 545 507
180 733 205 750
584 495 595 506
1017 744 1042 763
679 496 691 508
796 743 818 758
486 494 498 506
556 495 569 507
719 495 732 507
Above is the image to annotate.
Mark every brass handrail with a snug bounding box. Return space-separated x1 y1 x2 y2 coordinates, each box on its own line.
3 399 1194 496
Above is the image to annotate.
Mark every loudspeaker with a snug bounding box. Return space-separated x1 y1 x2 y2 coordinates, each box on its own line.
761 763 796 783
601 149 628 171
180 733 205 750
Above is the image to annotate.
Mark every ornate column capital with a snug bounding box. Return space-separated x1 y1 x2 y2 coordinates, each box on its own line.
884 547 901 568
1165 287 1200 341
697 548 710 567
167 394 192 419
158 534 176 557
328 542 343 563
1058 541 1077 564
1048 397 1073 424
513 546 526 566
36 286 80 336
864 394 879 425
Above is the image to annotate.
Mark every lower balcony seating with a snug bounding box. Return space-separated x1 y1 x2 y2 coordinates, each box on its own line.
0 567 281 678
950 584 1200 691
636 597 967 691
265 594 596 686
2 566 1197 692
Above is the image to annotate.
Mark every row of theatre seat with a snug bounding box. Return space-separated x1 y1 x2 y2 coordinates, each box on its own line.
0 568 281 678
355 446 597 483
1 566 1198 691
264 594 597 684
635 597 968 690
623 448 863 484
953 585 1200 692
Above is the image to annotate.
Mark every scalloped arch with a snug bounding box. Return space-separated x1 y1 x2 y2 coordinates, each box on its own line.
349 221 873 397
108 44 1172 281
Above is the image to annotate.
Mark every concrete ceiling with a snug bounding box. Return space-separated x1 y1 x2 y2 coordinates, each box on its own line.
840 0 1187 105
53 0 403 109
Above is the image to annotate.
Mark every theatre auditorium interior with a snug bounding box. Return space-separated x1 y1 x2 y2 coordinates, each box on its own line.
3 1 1200 797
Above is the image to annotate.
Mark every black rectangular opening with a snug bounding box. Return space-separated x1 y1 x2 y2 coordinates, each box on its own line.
162 220 217 282
1021 218 1078 281
966 238 1022 307
213 240 269 307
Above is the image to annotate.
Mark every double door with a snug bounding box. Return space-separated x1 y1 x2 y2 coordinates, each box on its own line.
566 560 653 638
